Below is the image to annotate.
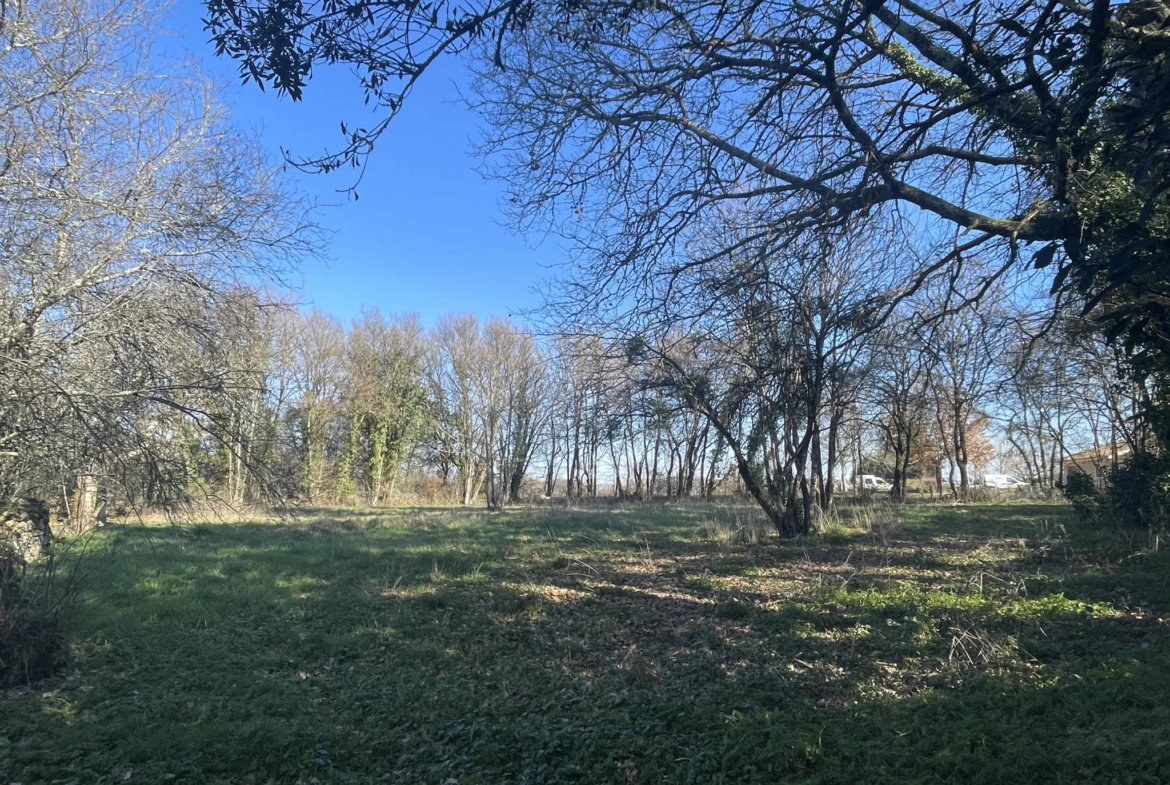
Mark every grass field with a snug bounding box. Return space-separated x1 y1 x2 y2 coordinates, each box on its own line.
2 501 1170 784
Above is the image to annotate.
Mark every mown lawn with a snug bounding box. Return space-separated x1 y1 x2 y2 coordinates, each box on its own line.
2 501 1169 784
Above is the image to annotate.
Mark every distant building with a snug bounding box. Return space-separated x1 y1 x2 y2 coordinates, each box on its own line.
1064 444 1132 486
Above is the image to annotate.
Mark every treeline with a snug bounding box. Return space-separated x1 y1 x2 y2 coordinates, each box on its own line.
198 0 1170 535
201 309 732 509
0 0 314 532
0 0 1153 540
16 288 1140 529
165 290 1147 531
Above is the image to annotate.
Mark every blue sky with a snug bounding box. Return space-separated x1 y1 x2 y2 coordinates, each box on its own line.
168 0 560 325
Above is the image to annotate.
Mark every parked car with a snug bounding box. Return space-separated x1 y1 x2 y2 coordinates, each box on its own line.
860 474 893 491
983 474 1029 490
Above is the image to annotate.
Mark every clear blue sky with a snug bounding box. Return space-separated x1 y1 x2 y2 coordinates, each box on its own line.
168 0 559 325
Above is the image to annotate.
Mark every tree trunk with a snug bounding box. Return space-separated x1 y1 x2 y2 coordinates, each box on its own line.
545 431 558 497
824 409 841 508
370 419 389 506
811 421 823 507
75 474 98 532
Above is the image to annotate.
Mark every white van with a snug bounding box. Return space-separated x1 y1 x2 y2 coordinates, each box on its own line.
983 474 1029 490
860 475 893 491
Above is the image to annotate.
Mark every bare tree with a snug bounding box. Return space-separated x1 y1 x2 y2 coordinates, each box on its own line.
486 322 549 504
430 315 491 505
925 300 1003 498
616 227 887 535
868 323 933 499
280 309 345 502
0 0 317 518
209 0 1170 452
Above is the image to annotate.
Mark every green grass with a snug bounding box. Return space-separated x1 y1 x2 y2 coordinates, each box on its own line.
3 501 1170 784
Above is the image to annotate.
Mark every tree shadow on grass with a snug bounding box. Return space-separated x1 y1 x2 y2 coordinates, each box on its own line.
2 506 1169 784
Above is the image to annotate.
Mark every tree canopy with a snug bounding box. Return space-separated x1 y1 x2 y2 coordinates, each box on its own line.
0 0 317 510
207 0 1170 392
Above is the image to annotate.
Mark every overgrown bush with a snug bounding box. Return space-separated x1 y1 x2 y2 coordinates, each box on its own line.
1062 472 1103 524
963 485 996 504
1063 454 1170 531
0 558 66 687
0 498 73 687
1105 453 1170 530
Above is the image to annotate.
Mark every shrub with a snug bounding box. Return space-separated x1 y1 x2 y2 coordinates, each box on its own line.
1063 472 1096 499
0 497 71 687
1105 453 1170 530
1063 454 1170 531
1062 472 1103 524
0 559 66 687
964 485 996 503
